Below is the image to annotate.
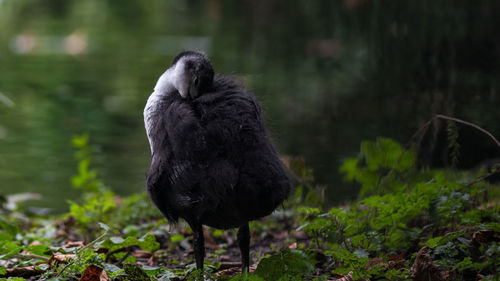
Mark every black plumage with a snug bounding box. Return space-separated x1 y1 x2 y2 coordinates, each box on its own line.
144 51 291 271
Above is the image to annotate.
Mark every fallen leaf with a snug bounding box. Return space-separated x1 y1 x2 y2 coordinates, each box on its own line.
79 264 110 281
64 241 86 248
133 250 153 258
472 229 500 246
216 265 257 276
203 227 219 249
4 266 44 278
367 257 389 269
293 230 308 240
410 246 443 281
268 230 288 239
336 271 354 281
219 262 242 270
477 202 497 210
49 253 75 267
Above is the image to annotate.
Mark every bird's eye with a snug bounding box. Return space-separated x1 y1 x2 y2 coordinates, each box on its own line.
193 77 199 86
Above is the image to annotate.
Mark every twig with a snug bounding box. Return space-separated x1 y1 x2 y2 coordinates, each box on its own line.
55 229 109 278
384 118 434 181
466 168 500 187
435 114 500 148
384 114 500 182
12 254 50 262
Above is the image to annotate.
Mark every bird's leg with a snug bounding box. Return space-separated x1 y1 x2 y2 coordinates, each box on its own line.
189 222 205 270
237 223 250 272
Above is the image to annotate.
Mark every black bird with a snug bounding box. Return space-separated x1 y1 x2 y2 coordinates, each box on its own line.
144 51 291 271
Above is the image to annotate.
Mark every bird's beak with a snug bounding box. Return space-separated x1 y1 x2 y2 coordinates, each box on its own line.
176 74 199 99
176 78 191 99
177 81 198 99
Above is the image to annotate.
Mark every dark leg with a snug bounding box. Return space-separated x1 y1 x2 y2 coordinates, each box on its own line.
189 221 205 270
237 223 250 272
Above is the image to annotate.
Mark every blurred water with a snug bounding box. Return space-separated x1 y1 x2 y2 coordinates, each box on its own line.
0 0 499 212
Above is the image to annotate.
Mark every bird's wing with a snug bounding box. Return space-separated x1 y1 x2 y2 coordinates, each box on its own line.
199 92 265 157
163 98 208 161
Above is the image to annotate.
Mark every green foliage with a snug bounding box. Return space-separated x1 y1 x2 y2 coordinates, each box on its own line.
67 135 161 236
71 134 107 194
122 263 152 281
229 274 265 281
325 137 500 279
254 249 314 281
96 233 160 253
424 230 466 249
67 192 116 225
287 157 326 208
340 137 417 196
0 217 19 239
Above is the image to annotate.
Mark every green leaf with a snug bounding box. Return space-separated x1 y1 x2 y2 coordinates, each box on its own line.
72 134 89 148
0 241 22 259
169 234 184 243
339 158 359 182
98 222 111 232
255 249 314 280
423 230 466 249
141 265 161 276
0 218 19 238
27 244 51 256
229 274 265 281
123 263 152 281
0 231 12 242
0 266 6 275
353 249 369 258
96 233 159 252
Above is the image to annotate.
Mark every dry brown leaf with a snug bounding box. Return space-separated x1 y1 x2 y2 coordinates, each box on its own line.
215 265 257 276
368 257 390 270
477 202 497 210
79 264 110 281
269 230 288 239
64 241 86 248
293 230 308 240
4 266 44 278
49 253 75 267
133 250 153 258
219 261 242 270
203 227 219 249
472 229 500 245
336 271 354 281
410 246 443 281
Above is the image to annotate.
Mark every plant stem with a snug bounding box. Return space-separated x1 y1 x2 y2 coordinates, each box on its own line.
55 229 109 278
12 254 50 262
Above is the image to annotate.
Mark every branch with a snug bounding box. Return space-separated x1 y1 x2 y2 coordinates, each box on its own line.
12 254 50 262
435 114 500 148
384 114 500 181
467 167 500 187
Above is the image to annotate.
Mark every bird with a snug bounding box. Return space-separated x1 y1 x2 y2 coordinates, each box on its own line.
143 51 291 272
